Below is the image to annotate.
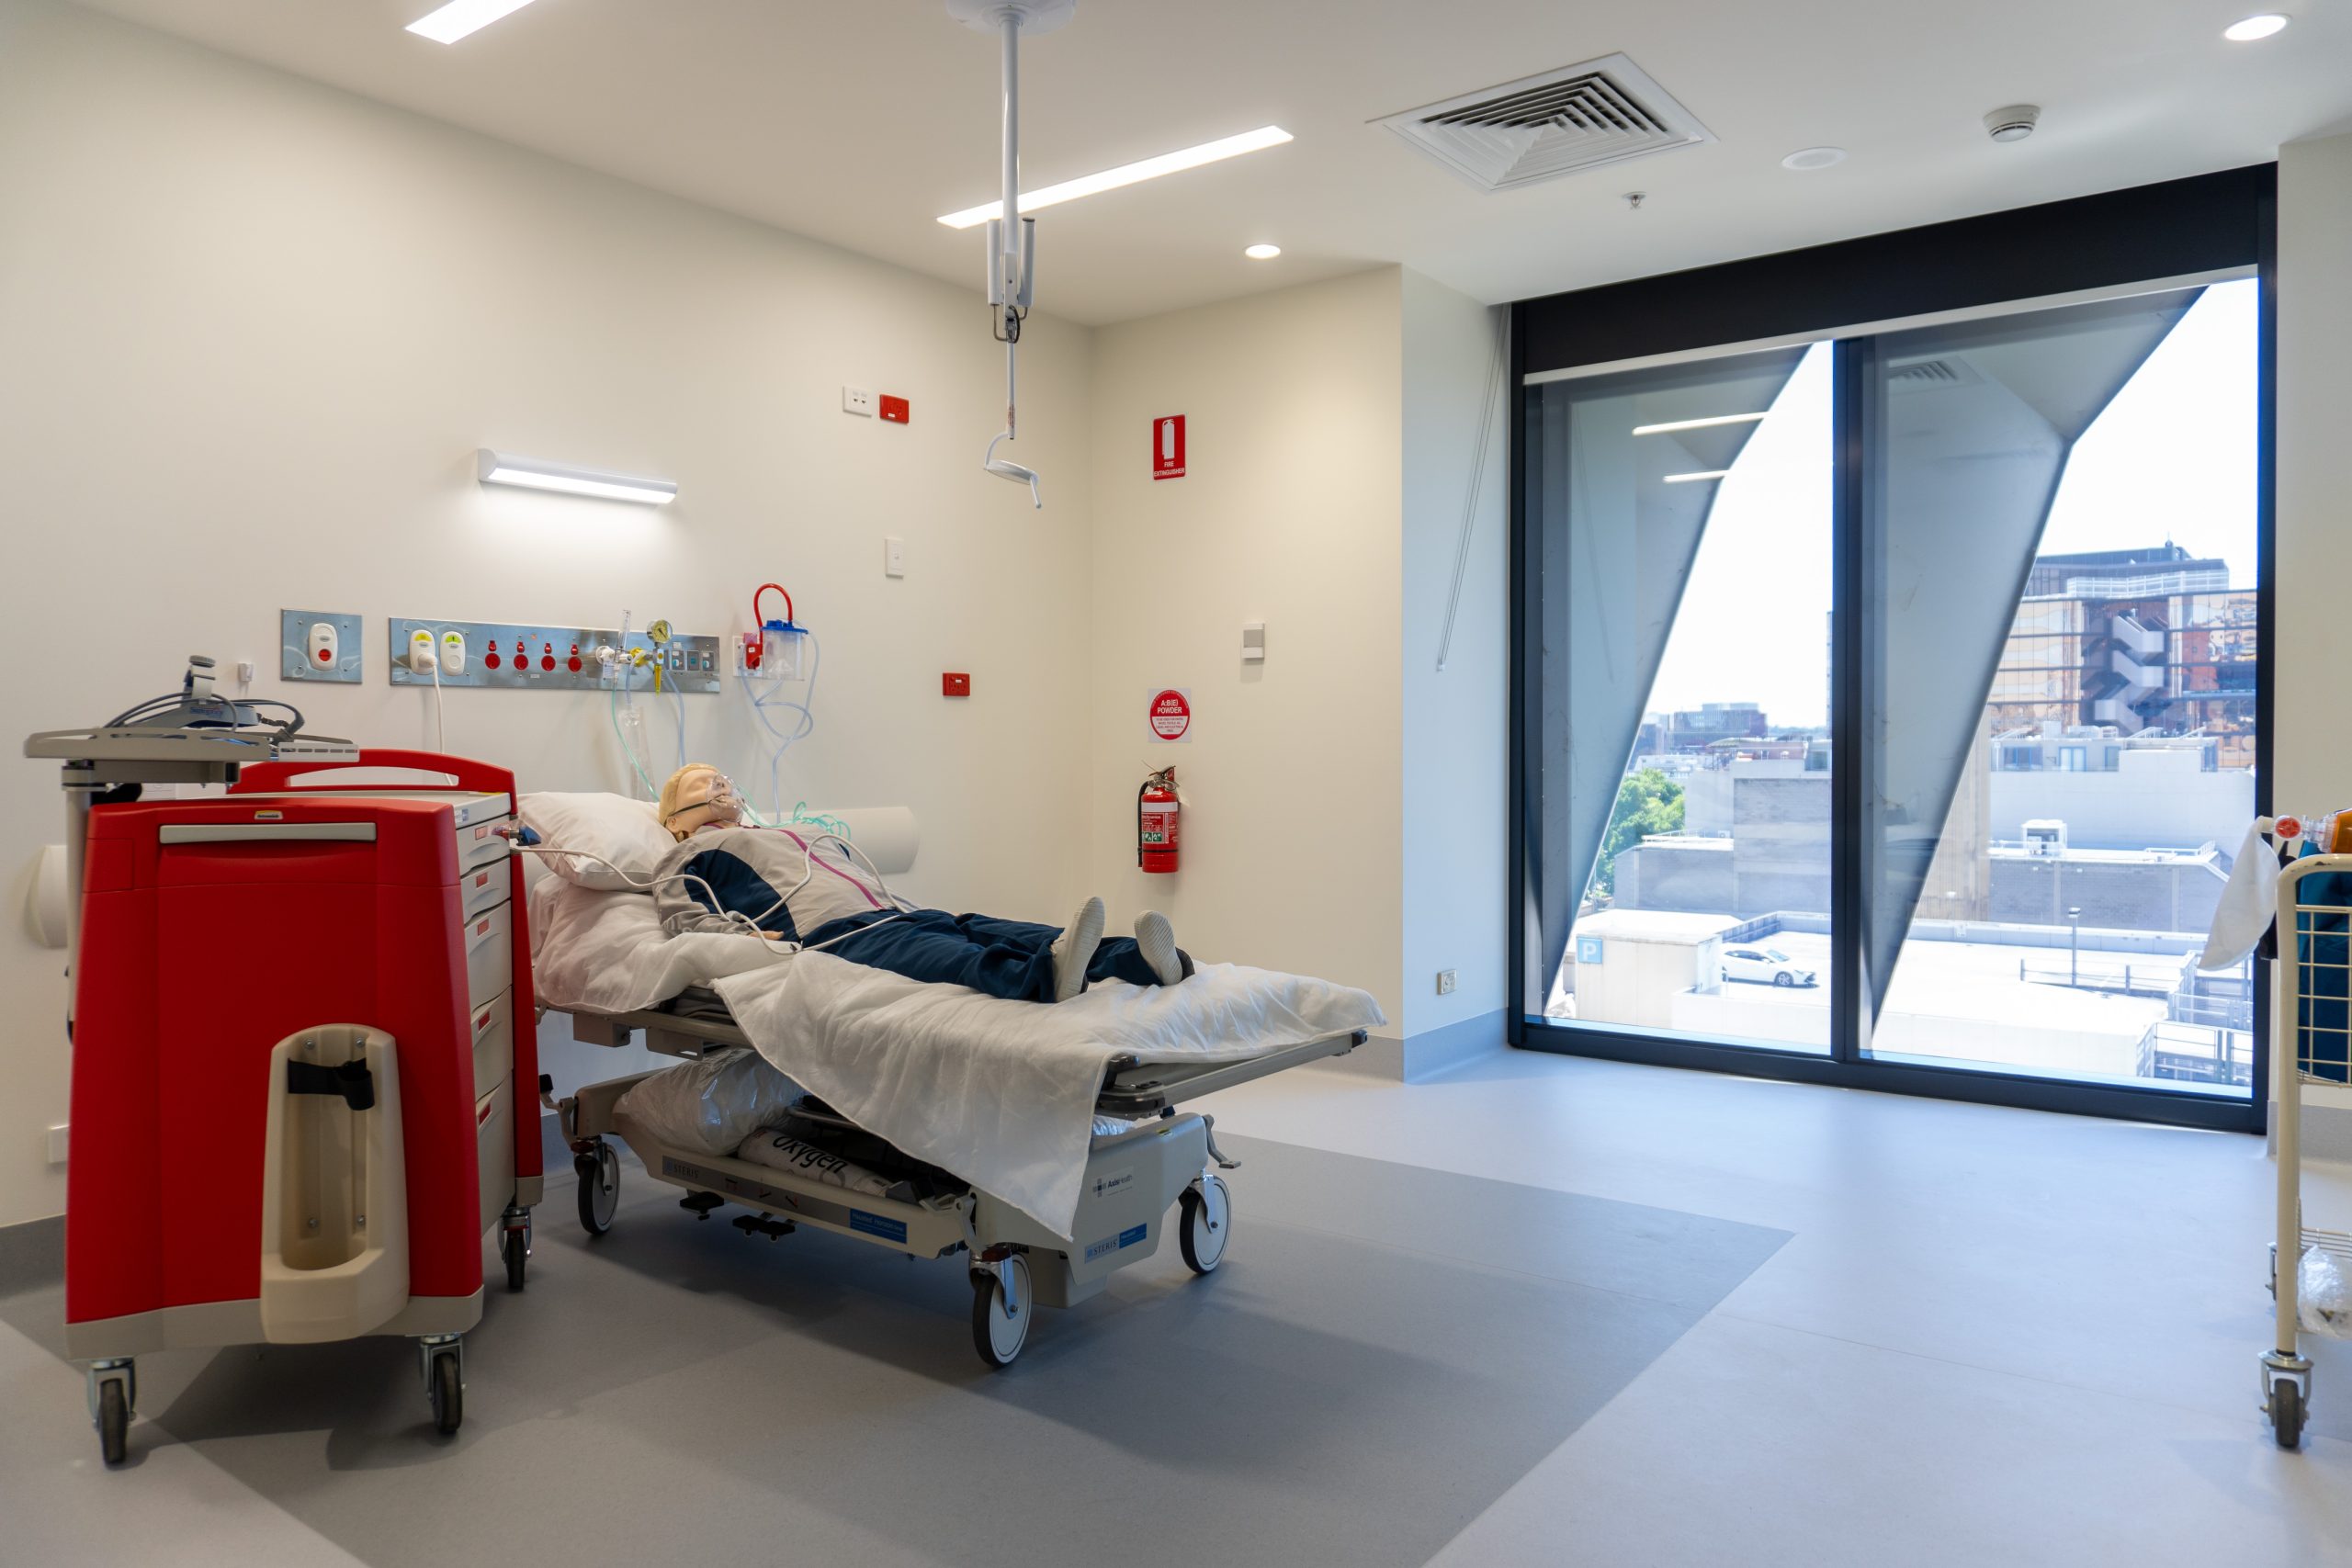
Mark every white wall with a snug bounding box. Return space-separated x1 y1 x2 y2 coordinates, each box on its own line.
1399 273 1509 1048
2278 128 2352 1136
0 0 1097 1226
2278 130 2352 823
1084 270 1407 1026
1081 268 1509 1077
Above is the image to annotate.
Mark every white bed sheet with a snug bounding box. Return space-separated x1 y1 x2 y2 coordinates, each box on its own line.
530 881 1385 1235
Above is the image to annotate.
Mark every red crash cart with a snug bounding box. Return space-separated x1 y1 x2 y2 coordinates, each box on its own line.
62 749 538 1455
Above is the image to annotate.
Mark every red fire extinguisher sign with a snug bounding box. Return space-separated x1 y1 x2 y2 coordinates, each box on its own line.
1147 688 1192 742
1153 415 1185 480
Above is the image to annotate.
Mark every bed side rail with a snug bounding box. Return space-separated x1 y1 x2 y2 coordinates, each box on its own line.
1095 1029 1364 1119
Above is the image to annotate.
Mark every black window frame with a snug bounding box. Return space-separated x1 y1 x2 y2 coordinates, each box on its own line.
1507 164 2277 1134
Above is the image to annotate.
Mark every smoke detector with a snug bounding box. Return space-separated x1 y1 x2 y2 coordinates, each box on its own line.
1984 104 2040 143
1375 54 1713 192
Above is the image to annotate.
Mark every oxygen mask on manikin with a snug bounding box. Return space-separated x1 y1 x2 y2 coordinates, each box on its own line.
658 762 743 840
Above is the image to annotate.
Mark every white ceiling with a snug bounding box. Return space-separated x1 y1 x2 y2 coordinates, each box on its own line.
74 0 2352 326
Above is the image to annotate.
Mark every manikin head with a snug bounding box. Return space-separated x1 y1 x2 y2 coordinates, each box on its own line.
658 762 742 840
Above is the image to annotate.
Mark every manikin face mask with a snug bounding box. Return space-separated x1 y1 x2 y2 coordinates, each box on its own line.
659 764 742 839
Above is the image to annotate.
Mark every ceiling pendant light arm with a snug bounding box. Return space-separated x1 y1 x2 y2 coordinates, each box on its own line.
951 0 1071 510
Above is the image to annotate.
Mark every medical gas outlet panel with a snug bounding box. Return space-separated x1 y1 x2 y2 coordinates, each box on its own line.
386 619 723 694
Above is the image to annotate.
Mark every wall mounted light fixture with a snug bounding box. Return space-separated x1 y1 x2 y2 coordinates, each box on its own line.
476 449 677 505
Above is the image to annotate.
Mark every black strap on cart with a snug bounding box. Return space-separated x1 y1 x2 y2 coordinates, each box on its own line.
287 1057 376 1111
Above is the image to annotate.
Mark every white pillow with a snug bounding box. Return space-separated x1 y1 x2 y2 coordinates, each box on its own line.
516 792 673 892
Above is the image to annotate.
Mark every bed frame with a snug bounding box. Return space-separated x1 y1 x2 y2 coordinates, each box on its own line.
539 1001 1363 1368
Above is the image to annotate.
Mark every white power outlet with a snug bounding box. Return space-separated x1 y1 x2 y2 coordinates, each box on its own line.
47 1123 68 1164
1436 969 1456 996
842 386 876 417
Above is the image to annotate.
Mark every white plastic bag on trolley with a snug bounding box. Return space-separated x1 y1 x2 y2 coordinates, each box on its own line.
614 1046 806 1157
2300 1246 2352 1337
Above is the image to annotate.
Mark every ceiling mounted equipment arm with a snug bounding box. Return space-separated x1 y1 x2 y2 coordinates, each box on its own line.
949 0 1074 509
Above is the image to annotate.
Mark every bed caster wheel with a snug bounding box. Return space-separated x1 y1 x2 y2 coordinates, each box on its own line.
1178 1174 1230 1276
2271 1377 2306 1450
88 1360 133 1466
971 1255 1032 1371
576 1140 619 1236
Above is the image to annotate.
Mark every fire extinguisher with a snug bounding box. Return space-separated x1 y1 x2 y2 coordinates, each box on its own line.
1138 766 1181 874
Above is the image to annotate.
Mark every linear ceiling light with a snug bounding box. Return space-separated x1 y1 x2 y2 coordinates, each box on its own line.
476 449 676 505
1661 469 1731 484
406 0 544 44
1633 412 1769 435
936 126 1294 229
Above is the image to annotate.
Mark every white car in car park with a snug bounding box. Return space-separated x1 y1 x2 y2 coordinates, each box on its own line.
1722 945 1817 988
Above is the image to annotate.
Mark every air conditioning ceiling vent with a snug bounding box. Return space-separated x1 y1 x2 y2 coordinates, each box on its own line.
1375 54 1713 192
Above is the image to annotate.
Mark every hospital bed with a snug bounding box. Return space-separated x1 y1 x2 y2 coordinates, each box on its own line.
532 885 1374 1368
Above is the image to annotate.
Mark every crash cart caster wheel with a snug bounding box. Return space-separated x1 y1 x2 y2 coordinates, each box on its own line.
971 1255 1032 1370
429 1351 463 1437
2272 1378 2305 1450
502 1226 527 1292
1179 1175 1231 1275
96 1379 129 1466
577 1140 619 1236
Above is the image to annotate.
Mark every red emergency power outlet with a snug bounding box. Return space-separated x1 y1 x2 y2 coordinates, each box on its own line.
942 671 970 697
879 394 910 424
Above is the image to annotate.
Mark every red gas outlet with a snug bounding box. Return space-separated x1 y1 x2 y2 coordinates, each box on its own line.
879 394 910 424
942 671 970 697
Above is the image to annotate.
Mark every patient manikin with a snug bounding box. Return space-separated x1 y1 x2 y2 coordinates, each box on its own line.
650 763 1191 1004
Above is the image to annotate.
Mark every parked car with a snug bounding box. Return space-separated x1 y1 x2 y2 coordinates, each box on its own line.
1722 946 1817 987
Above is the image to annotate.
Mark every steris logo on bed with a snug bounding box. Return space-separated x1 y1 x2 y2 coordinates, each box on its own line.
1084 1224 1149 1263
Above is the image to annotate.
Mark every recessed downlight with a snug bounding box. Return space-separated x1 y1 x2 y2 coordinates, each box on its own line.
1781 146 1847 171
1243 243 1283 260
2223 13 2289 39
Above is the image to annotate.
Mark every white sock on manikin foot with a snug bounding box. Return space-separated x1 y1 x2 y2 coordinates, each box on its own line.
1134 911 1184 986
1049 897 1106 1001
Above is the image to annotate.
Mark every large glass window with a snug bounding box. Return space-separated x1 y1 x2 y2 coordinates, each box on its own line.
1524 344 1834 1051
1518 266 2266 1127
1862 281 2260 1091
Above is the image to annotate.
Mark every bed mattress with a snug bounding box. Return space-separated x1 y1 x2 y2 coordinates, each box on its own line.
530 880 1385 1234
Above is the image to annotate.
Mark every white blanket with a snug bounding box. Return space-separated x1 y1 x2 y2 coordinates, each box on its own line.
531 882 1385 1235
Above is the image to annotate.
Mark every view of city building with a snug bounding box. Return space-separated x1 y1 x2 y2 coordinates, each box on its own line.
1560 533 2258 1087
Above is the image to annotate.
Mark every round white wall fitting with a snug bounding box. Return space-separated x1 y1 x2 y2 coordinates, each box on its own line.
1984 105 2041 143
946 0 1077 35
1781 146 1847 171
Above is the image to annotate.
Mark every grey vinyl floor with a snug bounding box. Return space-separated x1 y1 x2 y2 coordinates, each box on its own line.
6 1050 2352 1566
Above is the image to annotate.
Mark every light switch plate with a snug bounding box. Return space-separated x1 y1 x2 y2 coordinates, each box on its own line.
885 536 906 578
